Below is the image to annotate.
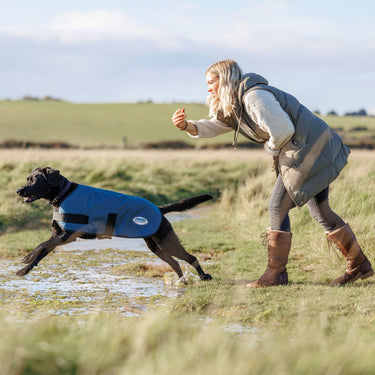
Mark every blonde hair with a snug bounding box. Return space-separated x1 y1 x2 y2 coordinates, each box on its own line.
205 59 243 118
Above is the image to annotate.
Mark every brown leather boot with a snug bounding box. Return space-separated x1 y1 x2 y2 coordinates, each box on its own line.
326 224 374 286
246 229 292 288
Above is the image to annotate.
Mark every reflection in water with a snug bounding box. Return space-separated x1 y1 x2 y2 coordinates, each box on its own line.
1 213 195 317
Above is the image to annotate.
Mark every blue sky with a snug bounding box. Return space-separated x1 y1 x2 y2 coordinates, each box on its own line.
1 0 374 114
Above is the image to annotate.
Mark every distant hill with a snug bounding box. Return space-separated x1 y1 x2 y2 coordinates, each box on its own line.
1 101 375 149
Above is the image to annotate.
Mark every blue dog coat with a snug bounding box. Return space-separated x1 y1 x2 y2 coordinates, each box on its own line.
52 185 162 238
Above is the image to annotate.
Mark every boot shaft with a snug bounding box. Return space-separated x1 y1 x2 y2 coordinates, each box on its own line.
267 229 292 269
327 224 373 285
246 229 291 287
326 224 364 262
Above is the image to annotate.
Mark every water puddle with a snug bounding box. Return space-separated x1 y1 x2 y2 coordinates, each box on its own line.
0 213 200 317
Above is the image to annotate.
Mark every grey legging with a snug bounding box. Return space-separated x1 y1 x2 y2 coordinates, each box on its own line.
269 174 345 232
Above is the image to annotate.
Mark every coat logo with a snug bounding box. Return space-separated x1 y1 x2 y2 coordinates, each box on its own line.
133 216 148 226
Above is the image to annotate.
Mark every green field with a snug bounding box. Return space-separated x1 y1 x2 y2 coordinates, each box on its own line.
1 100 375 374
0 101 212 147
1 100 375 148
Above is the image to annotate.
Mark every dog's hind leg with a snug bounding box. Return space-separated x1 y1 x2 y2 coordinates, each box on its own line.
157 230 212 281
152 218 212 281
144 237 184 279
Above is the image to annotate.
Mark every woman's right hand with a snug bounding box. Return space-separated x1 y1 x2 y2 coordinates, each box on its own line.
171 108 187 130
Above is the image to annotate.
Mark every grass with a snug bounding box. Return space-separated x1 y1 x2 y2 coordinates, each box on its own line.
0 101 215 147
1 148 375 374
0 149 266 236
2 310 375 374
172 150 375 326
1 100 375 148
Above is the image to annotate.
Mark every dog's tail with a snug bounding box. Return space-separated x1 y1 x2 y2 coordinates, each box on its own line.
159 194 213 214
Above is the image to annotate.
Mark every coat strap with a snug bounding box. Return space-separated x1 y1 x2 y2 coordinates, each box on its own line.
104 213 118 236
53 210 89 225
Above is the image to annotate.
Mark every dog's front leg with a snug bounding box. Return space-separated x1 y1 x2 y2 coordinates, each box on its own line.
16 231 76 276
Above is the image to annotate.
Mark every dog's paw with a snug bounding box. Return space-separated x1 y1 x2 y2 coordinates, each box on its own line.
202 273 212 281
16 265 32 277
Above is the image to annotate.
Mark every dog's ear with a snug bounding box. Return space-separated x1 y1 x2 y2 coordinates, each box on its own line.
31 167 43 174
41 167 61 187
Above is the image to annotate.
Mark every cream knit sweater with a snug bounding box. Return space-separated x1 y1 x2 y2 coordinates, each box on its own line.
190 89 295 155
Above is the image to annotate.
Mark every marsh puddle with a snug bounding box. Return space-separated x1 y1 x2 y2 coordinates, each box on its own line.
0 213 199 317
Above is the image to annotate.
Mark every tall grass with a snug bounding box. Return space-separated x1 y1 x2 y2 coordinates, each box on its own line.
0 149 267 258
1 149 375 374
172 150 375 328
2 310 375 375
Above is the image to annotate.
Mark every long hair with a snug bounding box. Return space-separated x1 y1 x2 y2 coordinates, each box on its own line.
205 59 243 118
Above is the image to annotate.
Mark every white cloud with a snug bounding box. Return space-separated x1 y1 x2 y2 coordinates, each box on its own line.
0 2 374 112
1 5 373 60
49 9 168 44
1 9 173 47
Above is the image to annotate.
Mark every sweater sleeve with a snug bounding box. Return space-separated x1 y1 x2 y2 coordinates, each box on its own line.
243 89 295 155
188 117 233 138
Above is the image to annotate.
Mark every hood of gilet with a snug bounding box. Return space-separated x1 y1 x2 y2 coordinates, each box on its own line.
237 73 269 99
230 73 269 149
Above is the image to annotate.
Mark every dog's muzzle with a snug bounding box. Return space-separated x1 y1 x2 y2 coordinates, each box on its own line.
16 188 38 203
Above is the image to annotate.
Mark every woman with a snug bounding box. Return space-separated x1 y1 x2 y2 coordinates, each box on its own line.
171 59 373 287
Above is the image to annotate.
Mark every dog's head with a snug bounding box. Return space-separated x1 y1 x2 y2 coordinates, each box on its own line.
16 167 66 203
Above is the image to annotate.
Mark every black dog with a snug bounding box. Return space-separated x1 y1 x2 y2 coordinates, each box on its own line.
16 167 212 281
